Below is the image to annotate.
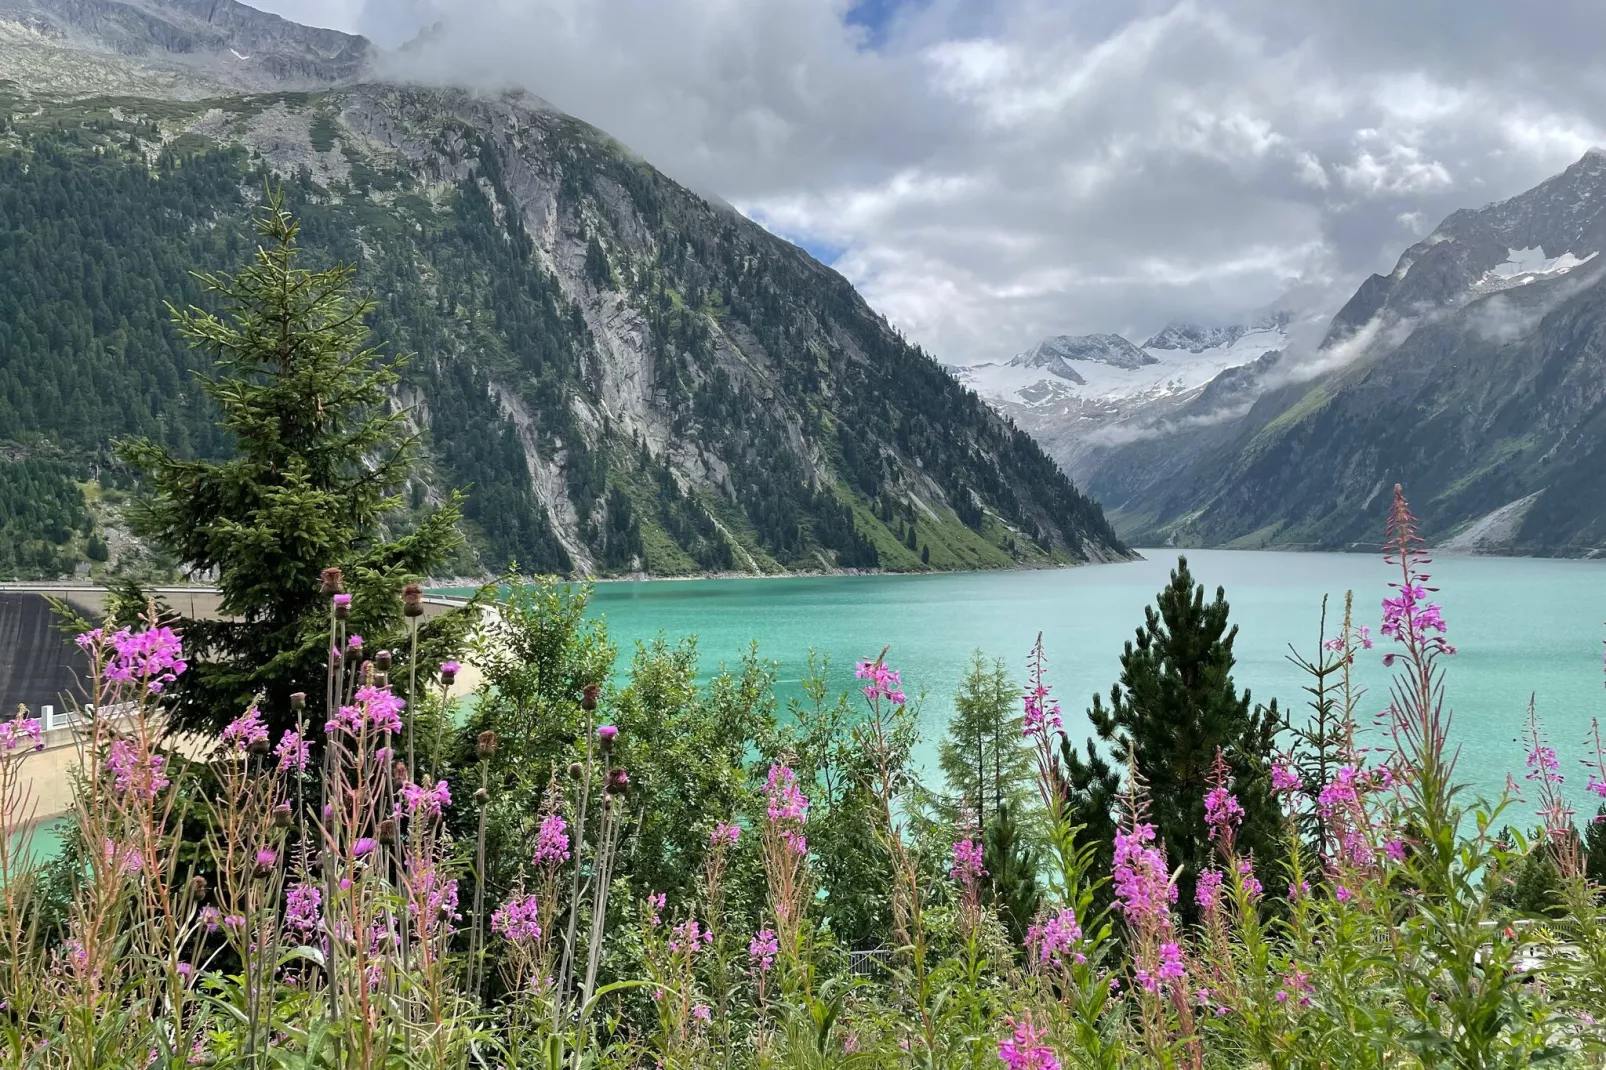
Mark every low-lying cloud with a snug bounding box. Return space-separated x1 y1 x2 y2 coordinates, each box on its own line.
249 0 1606 366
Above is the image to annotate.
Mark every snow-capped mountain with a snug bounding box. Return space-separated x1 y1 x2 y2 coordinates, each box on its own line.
955 314 1294 426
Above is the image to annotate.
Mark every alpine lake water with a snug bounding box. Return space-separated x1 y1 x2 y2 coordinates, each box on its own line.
21 548 1602 863
570 549 1606 812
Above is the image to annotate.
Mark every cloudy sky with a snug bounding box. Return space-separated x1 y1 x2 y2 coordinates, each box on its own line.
246 0 1606 365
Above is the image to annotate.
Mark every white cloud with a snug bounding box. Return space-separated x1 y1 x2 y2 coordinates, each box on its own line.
245 0 1606 365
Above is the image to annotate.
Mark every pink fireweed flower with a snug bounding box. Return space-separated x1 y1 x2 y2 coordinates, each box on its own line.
1112 821 1176 925
88 626 188 694
855 659 907 705
1203 786 1244 844
491 893 542 943
1025 908 1084 966
1158 942 1185 980
692 1004 711 1024
284 882 322 935
106 738 169 799
950 839 986 884
1526 745 1561 782
0 717 44 753
668 918 713 955
1383 839 1407 863
403 778 451 818
409 866 460 932
748 928 779 973
1022 687 1063 740
764 764 809 823
710 821 741 847
275 729 310 773
1237 858 1263 901
533 813 571 866
220 706 269 752
199 907 221 934
1335 885 1352 902
648 892 666 926
998 1014 1060 1070
1196 868 1224 913
1276 967 1313 1008
1271 761 1301 794
327 685 405 736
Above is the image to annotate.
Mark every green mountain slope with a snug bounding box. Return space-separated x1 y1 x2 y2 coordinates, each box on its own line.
0 80 1130 578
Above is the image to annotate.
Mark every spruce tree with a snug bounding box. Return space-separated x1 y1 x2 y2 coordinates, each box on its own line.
937 651 1036 834
983 800 1042 948
1060 555 1280 914
118 190 473 734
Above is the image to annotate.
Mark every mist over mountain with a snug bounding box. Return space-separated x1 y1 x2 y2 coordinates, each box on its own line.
1046 150 1606 556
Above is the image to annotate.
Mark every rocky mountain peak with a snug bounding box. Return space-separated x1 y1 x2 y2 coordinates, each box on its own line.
1015 333 1157 372
0 0 373 94
1325 148 1606 347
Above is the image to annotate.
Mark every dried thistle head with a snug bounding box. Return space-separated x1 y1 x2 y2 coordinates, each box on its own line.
581 683 600 712
477 730 499 759
320 567 344 595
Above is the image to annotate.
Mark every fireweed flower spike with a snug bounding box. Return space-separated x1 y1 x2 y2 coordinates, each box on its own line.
998 1014 1060 1070
854 658 906 705
533 812 571 866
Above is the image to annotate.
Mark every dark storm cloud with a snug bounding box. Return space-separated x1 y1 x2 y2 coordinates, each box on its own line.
244 0 1606 363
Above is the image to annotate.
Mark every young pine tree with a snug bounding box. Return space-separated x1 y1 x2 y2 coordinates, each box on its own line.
1060 555 1281 915
983 800 1042 948
936 651 1036 835
118 189 473 733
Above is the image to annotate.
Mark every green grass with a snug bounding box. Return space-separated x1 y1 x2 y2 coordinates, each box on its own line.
1248 382 1331 449
1433 435 1537 503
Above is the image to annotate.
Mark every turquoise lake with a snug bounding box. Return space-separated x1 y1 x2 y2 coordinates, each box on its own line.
580 549 1606 810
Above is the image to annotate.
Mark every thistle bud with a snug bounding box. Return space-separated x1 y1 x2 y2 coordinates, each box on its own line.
403 583 424 618
272 802 292 827
477 730 499 758
374 650 392 672
567 762 584 781
248 735 271 756
320 567 344 595
289 692 306 711
379 818 398 844
474 786 489 803
581 683 600 711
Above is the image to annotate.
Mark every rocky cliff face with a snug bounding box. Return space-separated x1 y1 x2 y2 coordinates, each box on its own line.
0 0 372 95
0 2 1131 578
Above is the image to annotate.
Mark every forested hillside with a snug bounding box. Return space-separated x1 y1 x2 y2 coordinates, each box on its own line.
0 86 1129 579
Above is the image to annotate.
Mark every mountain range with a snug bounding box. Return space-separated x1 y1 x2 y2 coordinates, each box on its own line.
974 149 1606 556
0 0 1131 580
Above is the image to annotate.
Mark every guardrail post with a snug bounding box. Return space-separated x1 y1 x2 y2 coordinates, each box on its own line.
41 704 54 732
